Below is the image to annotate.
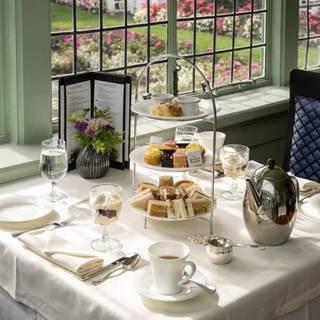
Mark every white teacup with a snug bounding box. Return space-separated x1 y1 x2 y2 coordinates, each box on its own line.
199 131 226 161
148 241 196 295
176 96 200 116
152 93 174 104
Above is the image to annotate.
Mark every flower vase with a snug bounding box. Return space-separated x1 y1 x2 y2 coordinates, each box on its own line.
76 145 109 179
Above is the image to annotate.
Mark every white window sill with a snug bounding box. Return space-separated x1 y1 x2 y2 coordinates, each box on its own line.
0 86 289 184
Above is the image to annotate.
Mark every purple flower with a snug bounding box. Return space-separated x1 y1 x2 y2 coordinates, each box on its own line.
74 121 88 134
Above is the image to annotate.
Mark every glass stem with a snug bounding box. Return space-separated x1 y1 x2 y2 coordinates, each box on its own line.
50 181 57 198
102 225 110 243
230 178 238 195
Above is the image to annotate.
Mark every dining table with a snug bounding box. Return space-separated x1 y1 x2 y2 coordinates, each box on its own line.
0 166 320 320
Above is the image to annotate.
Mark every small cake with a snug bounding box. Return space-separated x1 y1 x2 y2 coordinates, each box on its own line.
128 188 154 210
147 200 168 217
159 176 174 187
173 149 188 168
144 147 161 165
186 143 206 157
163 140 177 149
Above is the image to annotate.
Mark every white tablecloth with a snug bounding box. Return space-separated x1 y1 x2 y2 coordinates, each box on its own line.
0 169 320 320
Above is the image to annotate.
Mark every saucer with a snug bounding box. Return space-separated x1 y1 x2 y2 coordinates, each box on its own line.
133 266 206 302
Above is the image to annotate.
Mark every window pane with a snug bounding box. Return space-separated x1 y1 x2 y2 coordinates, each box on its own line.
52 80 59 120
150 0 167 22
252 47 265 78
252 13 265 45
149 62 167 93
215 52 232 86
177 22 194 55
103 30 125 69
299 7 308 38
307 39 320 68
196 19 214 53
216 0 234 15
131 1 147 24
235 15 250 48
103 1 124 27
233 49 250 81
77 33 100 72
253 0 266 10
127 66 146 102
216 17 233 50
196 0 214 17
195 55 213 89
298 40 307 69
178 0 194 18
150 25 167 58
51 0 73 32
51 35 74 76
127 28 148 65
178 60 193 93
76 0 99 30
309 6 320 37
236 0 252 13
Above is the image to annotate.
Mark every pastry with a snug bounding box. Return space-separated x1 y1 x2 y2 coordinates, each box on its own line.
151 102 182 117
163 140 177 149
187 198 211 214
172 199 188 219
173 149 187 168
144 147 161 165
186 149 203 167
128 189 154 210
161 150 175 168
174 180 195 190
147 200 168 217
159 176 174 187
186 143 206 156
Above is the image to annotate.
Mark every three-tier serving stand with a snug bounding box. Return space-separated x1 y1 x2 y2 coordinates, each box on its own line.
129 54 218 235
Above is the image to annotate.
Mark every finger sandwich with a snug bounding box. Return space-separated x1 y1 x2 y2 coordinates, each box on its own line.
128 188 154 210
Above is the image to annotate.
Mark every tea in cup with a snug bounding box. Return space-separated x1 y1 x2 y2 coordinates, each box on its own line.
148 241 196 295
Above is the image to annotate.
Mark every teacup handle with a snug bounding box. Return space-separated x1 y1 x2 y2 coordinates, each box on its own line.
179 261 196 285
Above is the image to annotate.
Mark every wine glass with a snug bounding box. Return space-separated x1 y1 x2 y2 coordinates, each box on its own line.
221 144 249 200
40 138 68 202
90 184 123 252
175 125 199 148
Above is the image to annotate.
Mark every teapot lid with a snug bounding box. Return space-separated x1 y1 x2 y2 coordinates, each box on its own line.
253 159 288 180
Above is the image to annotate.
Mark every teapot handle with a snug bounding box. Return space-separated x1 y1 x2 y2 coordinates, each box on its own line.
288 173 300 205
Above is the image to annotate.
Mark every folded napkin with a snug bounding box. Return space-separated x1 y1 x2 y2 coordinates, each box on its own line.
18 229 103 276
300 181 320 197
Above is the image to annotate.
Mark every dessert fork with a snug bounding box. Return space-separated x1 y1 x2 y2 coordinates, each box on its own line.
12 214 79 238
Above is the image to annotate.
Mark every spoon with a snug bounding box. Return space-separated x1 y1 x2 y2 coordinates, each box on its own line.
183 272 216 294
92 253 140 286
188 234 265 250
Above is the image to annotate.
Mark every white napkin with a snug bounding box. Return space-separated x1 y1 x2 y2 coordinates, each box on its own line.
300 180 320 197
18 229 103 276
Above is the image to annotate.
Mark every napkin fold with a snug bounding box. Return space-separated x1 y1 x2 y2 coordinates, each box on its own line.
18 229 103 276
300 181 320 197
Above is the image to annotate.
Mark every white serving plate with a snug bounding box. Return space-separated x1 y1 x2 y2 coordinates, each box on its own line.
0 195 54 229
131 98 220 121
128 202 209 222
129 145 213 172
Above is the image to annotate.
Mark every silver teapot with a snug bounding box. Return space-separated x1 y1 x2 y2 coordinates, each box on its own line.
243 159 299 246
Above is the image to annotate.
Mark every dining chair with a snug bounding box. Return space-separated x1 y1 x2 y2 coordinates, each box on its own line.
283 69 320 182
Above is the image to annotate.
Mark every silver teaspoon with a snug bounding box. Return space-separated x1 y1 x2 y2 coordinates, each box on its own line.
92 253 140 286
183 272 216 294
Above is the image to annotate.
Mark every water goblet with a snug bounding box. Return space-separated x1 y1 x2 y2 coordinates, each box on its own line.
40 138 68 202
90 184 123 253
221 144 250 200
175 125 199 148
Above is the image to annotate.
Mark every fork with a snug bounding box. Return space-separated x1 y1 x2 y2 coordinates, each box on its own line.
12 214 79 238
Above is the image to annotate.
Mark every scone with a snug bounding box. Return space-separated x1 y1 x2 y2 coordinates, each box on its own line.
144 147 161 165
151 103 182 117
174 180 195 190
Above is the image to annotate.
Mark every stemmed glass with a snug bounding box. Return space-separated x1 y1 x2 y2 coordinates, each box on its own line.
40 138 68 202
221 144 249 200
90 184 123 252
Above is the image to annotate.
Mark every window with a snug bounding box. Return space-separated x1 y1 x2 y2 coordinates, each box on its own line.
51 0 268 119
298 0 320 69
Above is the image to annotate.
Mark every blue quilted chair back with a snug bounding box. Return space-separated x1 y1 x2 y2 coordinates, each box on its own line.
284 69 320 182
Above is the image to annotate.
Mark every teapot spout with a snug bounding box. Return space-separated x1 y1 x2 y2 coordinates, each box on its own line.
245 179 261 209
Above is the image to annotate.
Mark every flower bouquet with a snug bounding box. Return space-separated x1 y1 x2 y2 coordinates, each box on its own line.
68 107 123 178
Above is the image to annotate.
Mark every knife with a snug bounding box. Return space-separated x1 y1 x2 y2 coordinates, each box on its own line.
80 255 133 281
